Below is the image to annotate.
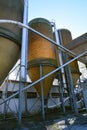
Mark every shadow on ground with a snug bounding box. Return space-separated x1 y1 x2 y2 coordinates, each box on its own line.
0 110 87 130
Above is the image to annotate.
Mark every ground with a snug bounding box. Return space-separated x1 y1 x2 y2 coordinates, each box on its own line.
0 109 87 130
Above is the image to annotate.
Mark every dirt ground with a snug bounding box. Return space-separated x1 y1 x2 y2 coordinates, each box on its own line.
0 110 87 130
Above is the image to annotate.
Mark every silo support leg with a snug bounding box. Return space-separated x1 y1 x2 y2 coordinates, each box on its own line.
40 65 45 120
58 71 66 113
63 53 78 114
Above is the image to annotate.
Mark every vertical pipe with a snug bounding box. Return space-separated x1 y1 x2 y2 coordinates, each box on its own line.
18 0 28 127
53 22 65 112
40 65 45 120
58 30 67 88
53 23 66 88
20 0 28 81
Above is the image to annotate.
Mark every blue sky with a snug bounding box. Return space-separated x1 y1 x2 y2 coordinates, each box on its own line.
28 0 87 39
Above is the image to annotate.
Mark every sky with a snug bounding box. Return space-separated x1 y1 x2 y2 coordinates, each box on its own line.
28 0 87 39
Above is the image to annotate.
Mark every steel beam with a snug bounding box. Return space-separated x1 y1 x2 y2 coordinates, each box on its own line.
65 33 87 63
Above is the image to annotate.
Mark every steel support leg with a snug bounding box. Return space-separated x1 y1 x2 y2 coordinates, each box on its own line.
57 71 65 113
40 65 45 120
63 53 78 114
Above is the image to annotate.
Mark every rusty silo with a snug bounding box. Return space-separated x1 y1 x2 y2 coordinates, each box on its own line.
58 29 81 86
28 18 58 104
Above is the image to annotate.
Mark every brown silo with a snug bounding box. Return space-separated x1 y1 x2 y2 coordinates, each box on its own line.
28 18 58 104
58 29 80 86
0 0 24 84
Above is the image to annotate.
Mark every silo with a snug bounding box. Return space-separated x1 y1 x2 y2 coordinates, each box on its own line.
28 18 58 104
0 0 24 84
58 29 80 86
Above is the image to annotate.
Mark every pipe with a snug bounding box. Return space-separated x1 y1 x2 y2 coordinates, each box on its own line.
53 22 66 112
18 0 28 127
53 22 66 88
0 19 87 65
0 19 85 60
0 50 87 106
20 0 28 81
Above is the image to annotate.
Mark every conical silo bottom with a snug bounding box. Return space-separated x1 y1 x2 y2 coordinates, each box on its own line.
28 59 57 105
0 36 20 85
69 57 81 86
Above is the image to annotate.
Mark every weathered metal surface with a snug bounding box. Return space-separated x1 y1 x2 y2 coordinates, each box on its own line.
58 29 80 86
28 18 58 100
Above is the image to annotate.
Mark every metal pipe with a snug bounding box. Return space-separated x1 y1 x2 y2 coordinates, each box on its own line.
53 22 66 112
10 51 87 91
18 0 28 127
0 19 87 65
0 19 85 60
53 23 63 70
28 26 76 56
20 0 28 82
0 50 87 106
58 29 67 84
53 23 66 88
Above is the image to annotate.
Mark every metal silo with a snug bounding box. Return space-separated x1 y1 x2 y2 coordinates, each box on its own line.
28 18 58 104
58 29 80 86
0 0 24 84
